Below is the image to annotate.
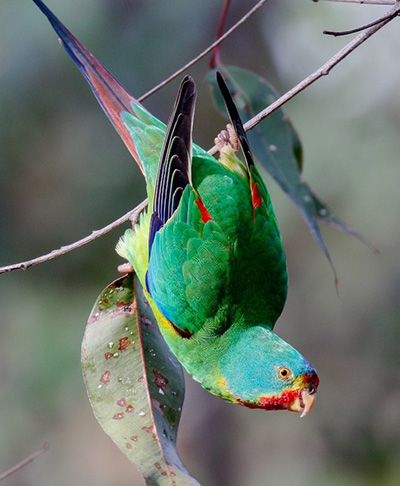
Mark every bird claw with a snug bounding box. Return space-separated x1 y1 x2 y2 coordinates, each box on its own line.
117 262 134 274
214 123 239 154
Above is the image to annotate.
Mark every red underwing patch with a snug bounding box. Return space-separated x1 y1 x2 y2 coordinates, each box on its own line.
169 319 193 338
195 198 212 223
251 182 262 220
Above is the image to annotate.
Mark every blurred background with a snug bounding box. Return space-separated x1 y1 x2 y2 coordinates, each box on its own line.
1 0 400 485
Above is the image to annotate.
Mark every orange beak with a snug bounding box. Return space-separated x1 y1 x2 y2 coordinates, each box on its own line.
287 385 317 417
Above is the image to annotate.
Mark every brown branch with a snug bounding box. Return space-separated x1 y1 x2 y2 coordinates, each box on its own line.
1 1 399 275
138 0 270 102
209 1 400 155
0 443 49 482
324 6 400 35
314 0 395 4
0 199 148 275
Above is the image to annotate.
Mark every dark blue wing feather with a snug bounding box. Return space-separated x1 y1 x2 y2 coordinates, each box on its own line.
148 76 197 255
216 72 255 171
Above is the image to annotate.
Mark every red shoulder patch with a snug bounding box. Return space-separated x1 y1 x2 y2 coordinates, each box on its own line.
169 319 193 339
251 182 262 220
251 182 262 209
195 198 213 223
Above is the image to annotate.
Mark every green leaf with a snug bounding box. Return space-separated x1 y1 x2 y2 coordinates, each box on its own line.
207 66 372 279
82 274 201 486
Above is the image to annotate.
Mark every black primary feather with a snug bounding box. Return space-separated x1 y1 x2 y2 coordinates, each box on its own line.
216 72 255 171
148 76 197 255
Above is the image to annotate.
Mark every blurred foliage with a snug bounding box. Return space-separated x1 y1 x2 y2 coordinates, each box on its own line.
1 1 400 485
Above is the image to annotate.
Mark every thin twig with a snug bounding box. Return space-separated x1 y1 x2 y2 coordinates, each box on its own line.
324 6 400 35
209 1 400 155
0 443 49 482
0 199 148 275
1 1 271 275
2 1 399 275
138 0 270 102
314 0 395 5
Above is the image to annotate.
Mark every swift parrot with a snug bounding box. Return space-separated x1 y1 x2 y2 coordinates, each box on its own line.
32 0 319 416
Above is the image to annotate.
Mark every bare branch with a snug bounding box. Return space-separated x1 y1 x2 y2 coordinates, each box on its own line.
324 6 400 35
0 199 148 275
209 1 400 155
2 1 398 275
0 443 49 482
313 0 396 5
138 0 270 102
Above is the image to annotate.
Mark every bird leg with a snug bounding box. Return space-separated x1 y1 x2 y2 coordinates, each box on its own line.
214 123 239 154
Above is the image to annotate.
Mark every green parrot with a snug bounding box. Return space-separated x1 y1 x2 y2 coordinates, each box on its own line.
33 0 319 416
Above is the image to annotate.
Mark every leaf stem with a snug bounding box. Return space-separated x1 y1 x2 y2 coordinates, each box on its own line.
209 0 232 69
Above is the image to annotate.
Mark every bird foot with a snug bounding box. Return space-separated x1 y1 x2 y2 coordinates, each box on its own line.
214 123 239 154
117 262 134 274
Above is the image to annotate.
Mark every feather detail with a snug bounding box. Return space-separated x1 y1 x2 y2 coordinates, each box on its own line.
194 199 213 223
216 72 255 172
32 0 144 172
149 76 197 255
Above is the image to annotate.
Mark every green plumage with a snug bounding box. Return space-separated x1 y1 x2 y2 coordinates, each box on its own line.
117 77 318 413
33 0 319 413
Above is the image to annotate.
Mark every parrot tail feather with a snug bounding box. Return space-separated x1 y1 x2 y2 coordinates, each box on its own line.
32 0 144 172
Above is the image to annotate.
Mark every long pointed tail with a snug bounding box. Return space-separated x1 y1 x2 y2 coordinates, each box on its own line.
32 0 144 173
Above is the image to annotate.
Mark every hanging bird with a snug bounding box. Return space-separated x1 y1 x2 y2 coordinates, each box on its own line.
32 0 319 416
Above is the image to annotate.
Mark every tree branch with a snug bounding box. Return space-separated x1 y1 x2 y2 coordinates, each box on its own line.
0 443 49 482
313 0 396 5
0 199 148 275
138 0 270 102
209 1 400 155
1 1 399 275
323 5 400 35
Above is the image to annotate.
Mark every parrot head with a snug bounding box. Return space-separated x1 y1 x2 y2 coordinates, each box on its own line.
219 326 319 417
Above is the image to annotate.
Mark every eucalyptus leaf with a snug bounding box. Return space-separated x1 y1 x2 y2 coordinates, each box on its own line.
207 66 371 278
82 273 200 486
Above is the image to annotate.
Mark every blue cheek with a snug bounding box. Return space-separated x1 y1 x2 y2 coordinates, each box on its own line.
218 326 317 402
220 356 275 402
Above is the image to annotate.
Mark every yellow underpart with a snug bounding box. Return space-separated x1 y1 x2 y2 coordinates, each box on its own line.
147 296 179 342
218 145 247 178
115 209 150 284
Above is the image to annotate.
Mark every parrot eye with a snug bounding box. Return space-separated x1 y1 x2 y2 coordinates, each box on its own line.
278 366 292 380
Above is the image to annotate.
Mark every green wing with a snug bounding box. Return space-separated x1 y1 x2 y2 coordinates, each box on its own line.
130 74 288 337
